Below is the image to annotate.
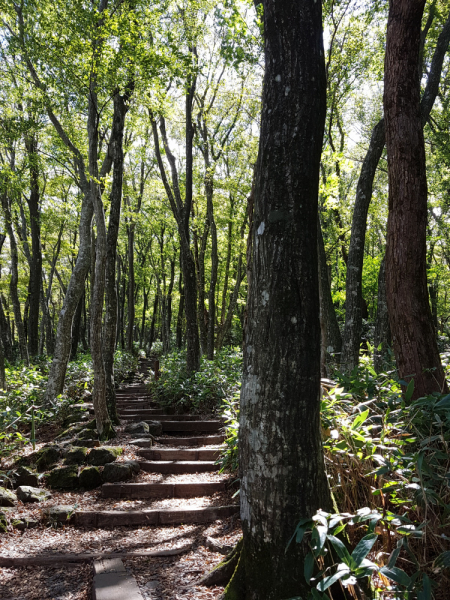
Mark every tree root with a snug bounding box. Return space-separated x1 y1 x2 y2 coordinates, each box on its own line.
198 538 243 588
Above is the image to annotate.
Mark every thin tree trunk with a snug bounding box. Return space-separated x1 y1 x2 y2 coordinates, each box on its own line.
126 220 135 351
70 295 83 360
206 174 218 360
318 218 342 368
104 89 131 424
24 132 42 357
384 0 447 399
1 194 29 364
176 270 184 350
148 292 159 351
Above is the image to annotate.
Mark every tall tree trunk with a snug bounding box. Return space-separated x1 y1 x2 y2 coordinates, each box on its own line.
384 0 447 399
341 8 450 372
45 195 93 403
88 67 113 439
1 194 29 364
104 89 131 425
140 284 150 348
148 292 159 351
176 271 184 350
226 1 331 597
126 220 135 351
317 218 342 369
70 295 83 360
373 256 391 373
24 133 42 357
206 174 218 360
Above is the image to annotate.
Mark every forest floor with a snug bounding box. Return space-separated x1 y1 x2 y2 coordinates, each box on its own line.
0 361 241 599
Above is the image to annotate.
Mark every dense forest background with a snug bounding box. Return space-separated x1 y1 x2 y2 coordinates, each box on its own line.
1 1 450 597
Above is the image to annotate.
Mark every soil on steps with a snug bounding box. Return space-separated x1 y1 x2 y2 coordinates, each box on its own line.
0 358 241 599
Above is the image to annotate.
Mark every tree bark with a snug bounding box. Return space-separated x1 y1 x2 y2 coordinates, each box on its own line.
384 0 448 399
24 132 42 358
228 1 331 597
341 7 450 372
104 89 131 424
318 217 342 371
1 193 29 364
373 256 390 373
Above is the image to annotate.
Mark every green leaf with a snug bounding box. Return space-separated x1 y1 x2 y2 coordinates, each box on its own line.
327 535 352 566
351 409 369 429
379 566 411 588
350 533 378 568
417 574 432 600
404 379 415 402
304 552 314 583
317 565 351 592
435 394 450 409
433 550 450 570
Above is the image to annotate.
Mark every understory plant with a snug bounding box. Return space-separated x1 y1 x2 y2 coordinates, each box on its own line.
149 346 242 413
0 350 138 457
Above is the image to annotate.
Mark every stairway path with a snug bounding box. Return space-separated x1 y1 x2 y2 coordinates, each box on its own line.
78 357 238 530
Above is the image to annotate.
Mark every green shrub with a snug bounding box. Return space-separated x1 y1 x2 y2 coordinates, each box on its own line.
150 347 242 413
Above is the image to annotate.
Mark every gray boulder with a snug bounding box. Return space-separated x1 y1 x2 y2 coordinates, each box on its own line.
87 446 123 466
0 487 16 507
47 466 79 490
42 505 75 526
145 420 163 436
76 427 99 440
124 460 140 475
79 466 102 490
102 462 133 483
125 421 149 435
16 486 51 503
12 466 39 488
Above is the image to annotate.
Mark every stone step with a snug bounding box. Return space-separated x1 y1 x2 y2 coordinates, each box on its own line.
161 420 223 433
93 558 143 600
138 448 221 461
101 481 225 499
138 460 220 474
74 505 239 527
154 435 225 446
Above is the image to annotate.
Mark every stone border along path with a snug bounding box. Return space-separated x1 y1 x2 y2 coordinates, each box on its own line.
93 357 238 599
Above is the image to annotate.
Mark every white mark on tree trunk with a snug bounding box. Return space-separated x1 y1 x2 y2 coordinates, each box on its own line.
257 221 265 235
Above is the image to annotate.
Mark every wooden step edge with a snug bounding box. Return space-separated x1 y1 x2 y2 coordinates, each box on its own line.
101 481 226 498
74 505 239 527
138 460 220 473
154 435 225 446
0 545 192 567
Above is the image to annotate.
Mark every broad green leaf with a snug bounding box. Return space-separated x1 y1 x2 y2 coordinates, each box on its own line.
304 552 314 583
327 535 352 566
350 533 378 568
317 565 351 592
404 379 415 402
379 566 411 588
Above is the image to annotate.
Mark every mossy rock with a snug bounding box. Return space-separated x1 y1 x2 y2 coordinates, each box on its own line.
0 487 17 507
47 466 79 490
12 466 39 489
87 446 123 466
86 418 97 430
11 517 39 531
125 421 149 435
76 428 99 440
56 424 85 440
0 512 8 533
62 412 90 428
64 447 89 466
123 460 140 475
42 505 76 526
79 466 102 490
145 420 163 436
36 446 61 472
16 486 51 503
102 462 133 483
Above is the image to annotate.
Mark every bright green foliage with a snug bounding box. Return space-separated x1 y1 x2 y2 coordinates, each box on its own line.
150 346 242 412
0 350 138 457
